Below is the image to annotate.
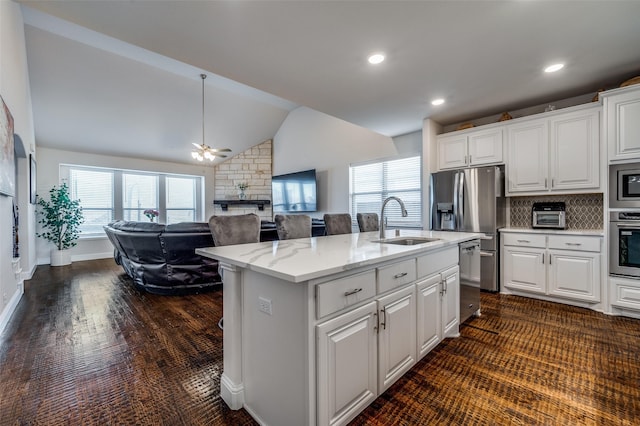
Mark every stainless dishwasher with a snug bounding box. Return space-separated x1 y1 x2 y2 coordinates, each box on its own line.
459 239 481 323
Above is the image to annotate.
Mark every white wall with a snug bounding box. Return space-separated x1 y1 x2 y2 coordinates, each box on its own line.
273 106 401 217
35 147 216 264
0 1 36 333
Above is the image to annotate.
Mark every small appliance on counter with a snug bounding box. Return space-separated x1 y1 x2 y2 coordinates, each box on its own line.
532 202 566 229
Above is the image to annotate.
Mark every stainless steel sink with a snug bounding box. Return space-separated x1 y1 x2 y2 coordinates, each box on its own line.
375 237 441 246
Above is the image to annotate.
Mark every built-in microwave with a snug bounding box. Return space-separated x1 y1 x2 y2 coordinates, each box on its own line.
610 163 640 208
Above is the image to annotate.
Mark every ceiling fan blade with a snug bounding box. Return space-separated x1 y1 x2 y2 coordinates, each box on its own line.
192 142 203 149
210 148 232 153
217 154 228 158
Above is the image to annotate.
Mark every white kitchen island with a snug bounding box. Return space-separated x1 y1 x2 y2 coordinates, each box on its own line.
197 229 482 426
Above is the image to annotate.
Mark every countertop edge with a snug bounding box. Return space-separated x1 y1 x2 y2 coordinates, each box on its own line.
197 231 483 283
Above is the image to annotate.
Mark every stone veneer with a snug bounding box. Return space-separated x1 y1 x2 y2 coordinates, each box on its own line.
213 139 272 221
509 193 603 230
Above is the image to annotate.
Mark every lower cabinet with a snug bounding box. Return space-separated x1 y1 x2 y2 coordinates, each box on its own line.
317 301 378 426
316 246 462 426
610 275 640 318
317 284 416 426
502 232 601 304
416 265 459 358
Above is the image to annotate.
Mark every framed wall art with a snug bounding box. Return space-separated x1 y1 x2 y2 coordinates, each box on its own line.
30 154 37 204
0 95 15 197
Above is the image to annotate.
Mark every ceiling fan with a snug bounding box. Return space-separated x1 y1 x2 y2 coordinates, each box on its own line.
191 74 231 162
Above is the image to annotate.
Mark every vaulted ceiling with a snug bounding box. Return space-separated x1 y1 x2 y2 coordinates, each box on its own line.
19 1 640 164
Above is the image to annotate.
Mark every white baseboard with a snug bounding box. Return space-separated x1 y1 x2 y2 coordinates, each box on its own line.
38 252 113 265
0 286 24 337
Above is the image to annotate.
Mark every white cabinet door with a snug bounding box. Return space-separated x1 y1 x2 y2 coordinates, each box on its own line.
440 265 460 338
416 274 442 359
607 87 640 162
548 250 600 302
468 128 503 166
317 301 378 426
550 109 600 191
502 246 546 294
377 285 417 393
506 119 548 193
437 134 468 170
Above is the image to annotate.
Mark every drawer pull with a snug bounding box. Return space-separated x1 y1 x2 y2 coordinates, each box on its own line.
517 239 530 243
565 242 582 246
343 288 363 297
393 272 408 279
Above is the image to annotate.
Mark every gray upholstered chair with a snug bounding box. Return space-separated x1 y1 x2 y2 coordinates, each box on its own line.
275 214 312 240
323 213 353 235
357 213 379 232
208 213 261 247
208 213 261 329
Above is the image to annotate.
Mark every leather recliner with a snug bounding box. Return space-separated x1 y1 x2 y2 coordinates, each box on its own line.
104 221 221 295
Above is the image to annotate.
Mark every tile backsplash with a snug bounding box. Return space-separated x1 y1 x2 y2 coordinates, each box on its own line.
509 193 603 230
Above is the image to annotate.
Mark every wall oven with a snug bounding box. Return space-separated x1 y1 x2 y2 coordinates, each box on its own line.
610 163 640 208
610 211 640 278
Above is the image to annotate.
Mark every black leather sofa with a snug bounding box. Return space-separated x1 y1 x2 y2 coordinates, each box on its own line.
104 221 221 295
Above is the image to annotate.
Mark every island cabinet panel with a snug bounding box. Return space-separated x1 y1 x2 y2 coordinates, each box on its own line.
377 285 417 393
316 270 377 319
377 258 416 293
416 274 442 358
317 301 378 426
441 266 460 337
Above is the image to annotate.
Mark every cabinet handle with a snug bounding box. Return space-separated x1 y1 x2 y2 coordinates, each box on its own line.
469 155 472 164
393 272 408 279
549 254 552 265
517 239 530 243
565 242 582 246
551 178 555 187
380 308 386 330
344 288 363 297
542 255 544 264
545 178 548 188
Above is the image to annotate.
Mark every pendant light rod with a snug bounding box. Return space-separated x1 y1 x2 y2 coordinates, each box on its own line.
201 73 206 147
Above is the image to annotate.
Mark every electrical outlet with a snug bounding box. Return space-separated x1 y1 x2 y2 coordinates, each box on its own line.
258 297 272 315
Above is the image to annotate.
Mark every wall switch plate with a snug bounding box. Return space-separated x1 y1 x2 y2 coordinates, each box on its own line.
258 296 272 315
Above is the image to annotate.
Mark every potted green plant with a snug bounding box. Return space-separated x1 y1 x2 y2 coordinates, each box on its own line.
36 182 84 266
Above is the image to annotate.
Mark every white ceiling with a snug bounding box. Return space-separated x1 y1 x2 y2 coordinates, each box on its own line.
19 1 640 165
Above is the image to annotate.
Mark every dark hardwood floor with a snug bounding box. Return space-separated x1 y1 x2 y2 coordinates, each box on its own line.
1 259 639 425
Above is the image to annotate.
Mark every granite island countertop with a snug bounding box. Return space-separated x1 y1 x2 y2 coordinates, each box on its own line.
196 229 483 283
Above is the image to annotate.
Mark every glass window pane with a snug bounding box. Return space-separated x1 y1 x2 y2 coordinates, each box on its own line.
167 210 195 224
167 177 195 208
69 169 114 234
123 174 157 210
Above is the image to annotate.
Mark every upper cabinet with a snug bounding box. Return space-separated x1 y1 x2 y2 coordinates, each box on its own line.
603 85 640 163
437 127 503 171
506 106 600 196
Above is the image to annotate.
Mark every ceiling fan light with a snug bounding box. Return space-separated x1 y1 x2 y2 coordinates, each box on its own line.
191 151 199 159
204 150 213 160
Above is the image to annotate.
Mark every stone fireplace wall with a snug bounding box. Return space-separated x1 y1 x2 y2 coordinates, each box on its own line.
213 139 273 221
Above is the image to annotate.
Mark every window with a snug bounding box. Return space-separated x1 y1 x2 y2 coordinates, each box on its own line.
350 155 422 228
63 165 204 236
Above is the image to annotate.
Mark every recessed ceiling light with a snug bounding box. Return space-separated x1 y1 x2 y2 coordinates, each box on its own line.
431 98 445 106
544 63 564 73
368 53 385 65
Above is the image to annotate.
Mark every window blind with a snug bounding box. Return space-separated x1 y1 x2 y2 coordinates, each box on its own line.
350 155 422 228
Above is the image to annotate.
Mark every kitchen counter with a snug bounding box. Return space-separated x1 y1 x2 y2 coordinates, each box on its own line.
197 229 483 283
197 229 482 426
500 227 604 236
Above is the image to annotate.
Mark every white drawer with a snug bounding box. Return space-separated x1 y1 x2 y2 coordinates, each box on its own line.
502 233 546 248
548 235 601 252
377 258 417 294
611 277 640 311
316 270 376 319
416 246 458 279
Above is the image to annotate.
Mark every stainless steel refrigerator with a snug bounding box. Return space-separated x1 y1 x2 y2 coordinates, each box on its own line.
430 166 506 292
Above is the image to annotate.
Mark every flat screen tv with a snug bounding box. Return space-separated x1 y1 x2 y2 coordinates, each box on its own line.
272 169 317 213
